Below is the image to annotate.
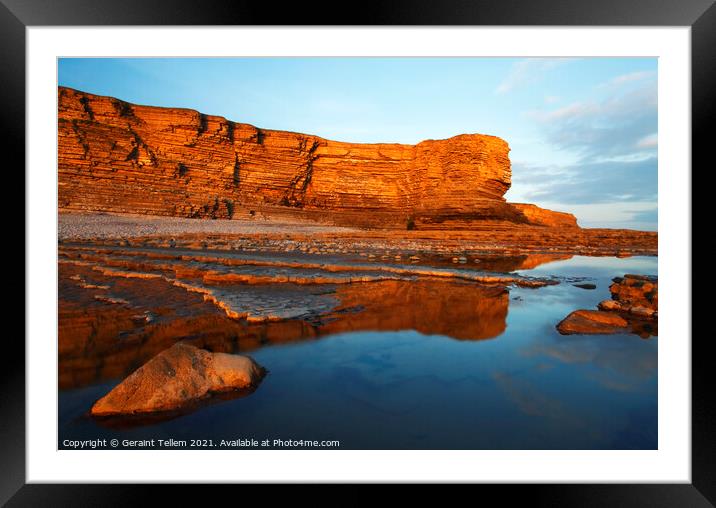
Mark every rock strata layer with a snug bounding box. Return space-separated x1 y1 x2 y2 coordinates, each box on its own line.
59 86 573 229
90 343 265 416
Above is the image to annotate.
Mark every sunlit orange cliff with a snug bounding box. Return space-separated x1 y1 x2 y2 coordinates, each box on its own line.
58 87 583 228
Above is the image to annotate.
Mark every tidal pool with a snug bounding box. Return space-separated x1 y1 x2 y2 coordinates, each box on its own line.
58 254 657 450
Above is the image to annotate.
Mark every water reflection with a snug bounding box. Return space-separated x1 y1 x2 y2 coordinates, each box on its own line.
324 280 507 340
520 332 657 393
59 269 509 389
58 252 658 449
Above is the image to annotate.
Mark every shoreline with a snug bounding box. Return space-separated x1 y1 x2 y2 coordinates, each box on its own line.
59 211 658 258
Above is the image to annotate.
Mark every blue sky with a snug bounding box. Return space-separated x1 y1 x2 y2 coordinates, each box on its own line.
58 57 657 230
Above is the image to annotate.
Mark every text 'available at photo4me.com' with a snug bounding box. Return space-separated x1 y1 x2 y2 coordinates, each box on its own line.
61 438 342 450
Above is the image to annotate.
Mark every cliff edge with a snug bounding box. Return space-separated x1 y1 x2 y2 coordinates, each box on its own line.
58 87 576 229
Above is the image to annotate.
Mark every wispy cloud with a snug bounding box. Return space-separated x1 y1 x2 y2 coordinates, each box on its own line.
529 82 657 160
636 133 658 149
508 69 658 230
496 58 575 95
512 157 657 206
598 70 656 89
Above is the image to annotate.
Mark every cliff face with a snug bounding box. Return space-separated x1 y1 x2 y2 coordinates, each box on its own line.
509 203 578 228
58 87 562 228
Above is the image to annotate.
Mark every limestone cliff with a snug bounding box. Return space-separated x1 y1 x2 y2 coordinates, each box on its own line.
58 87 566 228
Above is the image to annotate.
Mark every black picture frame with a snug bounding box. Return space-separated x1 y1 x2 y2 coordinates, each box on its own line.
6 0 709 502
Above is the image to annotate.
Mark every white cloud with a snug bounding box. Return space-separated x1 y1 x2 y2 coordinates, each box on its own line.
496 58 575 94
507 63 658 230
599 70 656 89
636 133 658 149
528 79 657 160
535 101 600 122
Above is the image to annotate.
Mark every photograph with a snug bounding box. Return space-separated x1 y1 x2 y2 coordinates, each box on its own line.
56 56 659 451
8 3 709 497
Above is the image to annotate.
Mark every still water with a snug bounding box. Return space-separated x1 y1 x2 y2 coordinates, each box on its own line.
58 255 657 449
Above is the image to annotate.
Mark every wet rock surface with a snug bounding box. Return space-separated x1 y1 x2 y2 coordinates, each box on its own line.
57 235 659 444
557 274 658 337
59 244 520 389
556 310 629 335
573 283 597 290
90 343 265 416
608 274 658 312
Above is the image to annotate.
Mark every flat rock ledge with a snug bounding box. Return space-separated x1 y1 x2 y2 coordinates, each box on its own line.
90 343 265 416
557 274 657 337
556 310 630 335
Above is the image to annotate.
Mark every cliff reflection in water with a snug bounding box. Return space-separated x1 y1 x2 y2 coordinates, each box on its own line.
59 266 509 390
326 280 507 340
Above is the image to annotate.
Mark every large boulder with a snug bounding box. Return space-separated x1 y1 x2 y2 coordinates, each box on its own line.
556 310 629 335
91 343 265 416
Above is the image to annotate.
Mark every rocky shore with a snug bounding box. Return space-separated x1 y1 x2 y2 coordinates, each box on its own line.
61 235 658 419
557 274 658 338
59 212 657 258
57 87 659 422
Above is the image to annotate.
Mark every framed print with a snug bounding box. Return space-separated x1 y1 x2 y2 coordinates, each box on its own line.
8 0 712 502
